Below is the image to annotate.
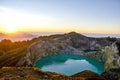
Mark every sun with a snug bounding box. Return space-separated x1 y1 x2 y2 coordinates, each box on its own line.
5 26 16 34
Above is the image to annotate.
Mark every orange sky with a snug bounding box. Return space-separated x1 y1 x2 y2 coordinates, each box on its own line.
0 0 120 34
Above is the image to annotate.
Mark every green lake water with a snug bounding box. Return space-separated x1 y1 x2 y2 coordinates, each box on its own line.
34 53 104 76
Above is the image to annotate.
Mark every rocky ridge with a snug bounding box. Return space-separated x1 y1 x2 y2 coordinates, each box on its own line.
18 32 116 67
0 32 120 80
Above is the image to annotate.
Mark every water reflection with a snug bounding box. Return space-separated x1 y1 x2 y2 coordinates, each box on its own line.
35 53 104 76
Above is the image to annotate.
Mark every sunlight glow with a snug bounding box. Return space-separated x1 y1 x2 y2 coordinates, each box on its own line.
0 6 119 34
4 26 16 33
0 6 56 33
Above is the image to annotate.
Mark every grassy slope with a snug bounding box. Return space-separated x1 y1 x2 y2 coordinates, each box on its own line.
0 46 27 68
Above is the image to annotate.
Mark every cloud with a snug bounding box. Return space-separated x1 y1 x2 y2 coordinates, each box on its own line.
0 6 16 12
0 6 56 27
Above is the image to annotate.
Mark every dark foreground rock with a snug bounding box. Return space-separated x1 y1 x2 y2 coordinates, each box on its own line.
0 67 106 80
101 68 120 80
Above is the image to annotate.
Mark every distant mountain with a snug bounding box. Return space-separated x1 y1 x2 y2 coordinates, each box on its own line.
0 33 37 41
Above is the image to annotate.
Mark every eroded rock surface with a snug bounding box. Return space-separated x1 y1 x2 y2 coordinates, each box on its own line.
19 32 112 66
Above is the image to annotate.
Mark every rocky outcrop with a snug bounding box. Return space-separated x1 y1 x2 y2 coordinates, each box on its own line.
104 42 120 71
18 32 114 66
0 67 106 80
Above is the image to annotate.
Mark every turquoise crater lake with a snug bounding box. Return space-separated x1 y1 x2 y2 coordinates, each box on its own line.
34 53 104 76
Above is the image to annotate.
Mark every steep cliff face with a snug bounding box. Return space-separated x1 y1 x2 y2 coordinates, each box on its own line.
104 42 120 71
18 32 90 66
18 32 113 66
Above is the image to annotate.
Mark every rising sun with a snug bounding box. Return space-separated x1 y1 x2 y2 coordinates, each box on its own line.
5 26 16 34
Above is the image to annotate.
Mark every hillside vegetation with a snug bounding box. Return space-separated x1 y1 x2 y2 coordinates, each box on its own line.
0 39 30 68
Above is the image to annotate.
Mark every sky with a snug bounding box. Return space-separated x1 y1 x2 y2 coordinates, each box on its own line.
0 0 120 34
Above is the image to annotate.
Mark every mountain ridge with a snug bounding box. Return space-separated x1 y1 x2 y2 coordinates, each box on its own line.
19 32 116 66
0 32 120 80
